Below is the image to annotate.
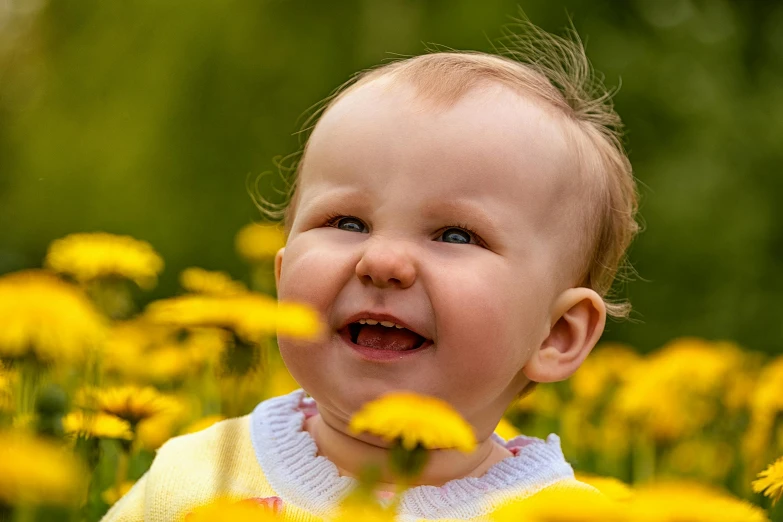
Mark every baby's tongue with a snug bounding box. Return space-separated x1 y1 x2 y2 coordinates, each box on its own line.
356 324 422 351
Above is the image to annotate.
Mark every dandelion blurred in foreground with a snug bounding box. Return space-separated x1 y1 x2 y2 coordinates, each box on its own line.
574 472 634 501
184 497 283 521
627 481 769 522
492 485 625 522
494 417 520 441
349 391 476 481
146 294 322 343
349 392 477 453
0 430 86 506
335 498 396 522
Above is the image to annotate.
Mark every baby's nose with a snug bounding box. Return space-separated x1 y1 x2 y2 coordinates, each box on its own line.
355 238 416 289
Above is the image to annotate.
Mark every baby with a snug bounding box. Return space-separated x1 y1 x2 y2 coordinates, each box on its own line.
103 18 638 522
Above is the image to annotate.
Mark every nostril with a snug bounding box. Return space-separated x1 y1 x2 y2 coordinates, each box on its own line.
355 250 416 288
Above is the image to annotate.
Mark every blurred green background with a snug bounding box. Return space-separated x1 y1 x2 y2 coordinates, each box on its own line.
1 0 781 354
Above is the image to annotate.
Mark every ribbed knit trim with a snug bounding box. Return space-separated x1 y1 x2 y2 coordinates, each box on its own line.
250 390 575 521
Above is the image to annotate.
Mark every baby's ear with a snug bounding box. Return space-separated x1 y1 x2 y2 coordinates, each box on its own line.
274 248 285 290
523 288 606 383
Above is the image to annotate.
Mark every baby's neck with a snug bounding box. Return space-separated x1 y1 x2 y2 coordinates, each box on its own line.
303 411 512 491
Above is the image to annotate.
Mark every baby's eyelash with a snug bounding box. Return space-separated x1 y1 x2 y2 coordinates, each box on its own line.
324 213 358 227
442 223 487 247
323 213 342 226
323 214 486 247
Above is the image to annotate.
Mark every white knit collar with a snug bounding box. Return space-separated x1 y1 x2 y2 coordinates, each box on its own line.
249 389 574 521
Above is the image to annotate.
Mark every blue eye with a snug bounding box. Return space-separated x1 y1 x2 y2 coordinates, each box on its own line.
440 227 472 244
334 216 367 233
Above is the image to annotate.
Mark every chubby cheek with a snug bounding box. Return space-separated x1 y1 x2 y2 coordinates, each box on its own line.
277 233 352 311
431 263 538 410
276 233 353 389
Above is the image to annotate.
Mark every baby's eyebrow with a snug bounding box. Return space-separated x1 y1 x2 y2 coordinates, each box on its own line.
422 199 501 237
300 187 370 215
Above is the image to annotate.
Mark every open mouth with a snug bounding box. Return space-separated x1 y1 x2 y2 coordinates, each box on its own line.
342 321 428 352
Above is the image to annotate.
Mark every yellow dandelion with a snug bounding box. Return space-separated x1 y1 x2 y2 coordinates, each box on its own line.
276 301 323 340
611 337 747 442
182 415 225 435
102 480 135 506
753 455 783 505
492 485 625 522
235 223 286 263
102 319 164 377
349 392 476 453
494 418 520 441
136 414 179 451
146 294 321 343
574 472 633 501
140 345 193 383
45 232 164 290
0 270 107 363
0 430 86 506
336 498 395 522
63 411 133 440
182 327 229 368
103 320 225 383
180 267 247 296
628 482 768 522
11 413 35 431
514 384 561 416
218 369 267 417
146 294 275 342
571 343 640 403
663 439 735 483
185 497 283 522
0 365 14 412
744 356 783 469
266 365 300 398
82 385 176 426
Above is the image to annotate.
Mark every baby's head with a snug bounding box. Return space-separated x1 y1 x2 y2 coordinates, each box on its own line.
269 25 638 440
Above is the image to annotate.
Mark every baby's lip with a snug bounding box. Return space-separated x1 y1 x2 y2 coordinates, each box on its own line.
338 311 430 340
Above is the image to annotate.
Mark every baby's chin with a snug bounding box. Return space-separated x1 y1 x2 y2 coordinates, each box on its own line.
300 372 430 420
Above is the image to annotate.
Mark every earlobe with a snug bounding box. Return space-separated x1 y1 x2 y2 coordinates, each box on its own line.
274 248 285 290
523 288 607 384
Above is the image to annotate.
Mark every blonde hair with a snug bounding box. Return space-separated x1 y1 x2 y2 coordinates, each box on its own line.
253 16 639 320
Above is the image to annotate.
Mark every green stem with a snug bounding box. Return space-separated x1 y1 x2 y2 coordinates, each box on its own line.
631 430 656 484
11 505 34 522
0 503 12 522
15 357 41 420
115 448 130 495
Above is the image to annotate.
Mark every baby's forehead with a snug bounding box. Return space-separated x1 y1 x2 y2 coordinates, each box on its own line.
304 76 589 224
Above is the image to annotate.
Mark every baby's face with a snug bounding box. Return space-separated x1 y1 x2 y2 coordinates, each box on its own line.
275 78 585 437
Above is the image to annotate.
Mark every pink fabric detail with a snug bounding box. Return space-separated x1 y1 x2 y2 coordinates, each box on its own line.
299 397 319 420
375 490 396 500
505 437 537 453
238 496 283 513
185 497 283 519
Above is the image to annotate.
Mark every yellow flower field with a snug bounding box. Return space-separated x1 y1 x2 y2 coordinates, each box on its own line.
0 229 782 521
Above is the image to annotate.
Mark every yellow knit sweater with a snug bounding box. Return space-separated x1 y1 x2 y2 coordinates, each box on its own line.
101 390 595 522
